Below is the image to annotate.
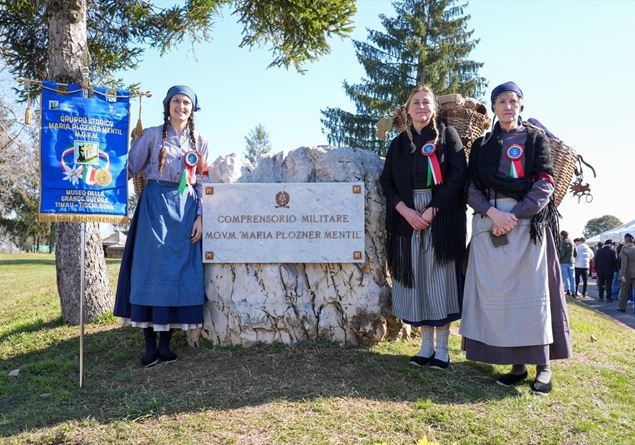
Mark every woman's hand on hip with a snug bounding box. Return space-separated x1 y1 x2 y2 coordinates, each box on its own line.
191 215 202 243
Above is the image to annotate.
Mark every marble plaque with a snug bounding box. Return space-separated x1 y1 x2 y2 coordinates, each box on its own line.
202 182 365 263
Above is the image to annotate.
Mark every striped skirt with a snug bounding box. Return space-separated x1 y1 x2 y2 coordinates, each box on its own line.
391 189 462 326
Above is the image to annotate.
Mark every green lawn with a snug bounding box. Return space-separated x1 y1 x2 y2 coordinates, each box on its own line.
1 252 634 445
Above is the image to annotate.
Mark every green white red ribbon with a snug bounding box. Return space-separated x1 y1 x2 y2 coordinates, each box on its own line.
421 142 443 186
178 150 200 194
505 144 525 178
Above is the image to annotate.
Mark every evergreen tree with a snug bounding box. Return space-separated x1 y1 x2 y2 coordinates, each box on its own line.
244 124 272 165
321 0 486 155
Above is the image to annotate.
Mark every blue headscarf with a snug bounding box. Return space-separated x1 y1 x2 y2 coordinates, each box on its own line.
163 85 200 112
490 81 523 111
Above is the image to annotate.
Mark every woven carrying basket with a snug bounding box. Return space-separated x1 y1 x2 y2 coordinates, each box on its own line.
523 121 578 207
440 104 490 157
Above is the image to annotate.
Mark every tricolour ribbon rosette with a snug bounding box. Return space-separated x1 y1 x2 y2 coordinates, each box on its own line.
178 150 200 195
505 144 525 178
420 141 443 186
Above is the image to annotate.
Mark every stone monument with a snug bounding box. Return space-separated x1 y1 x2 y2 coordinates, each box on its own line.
198 146 390 347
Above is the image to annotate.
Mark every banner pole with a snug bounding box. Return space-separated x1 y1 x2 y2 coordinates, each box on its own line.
79 222 85 388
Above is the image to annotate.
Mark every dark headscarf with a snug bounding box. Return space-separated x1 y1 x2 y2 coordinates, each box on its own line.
163 85 201 111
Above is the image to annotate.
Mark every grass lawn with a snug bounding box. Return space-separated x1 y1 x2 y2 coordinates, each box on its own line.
1 252 634 445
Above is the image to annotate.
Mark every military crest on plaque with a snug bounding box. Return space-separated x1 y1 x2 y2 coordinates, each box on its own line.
275 191 290 208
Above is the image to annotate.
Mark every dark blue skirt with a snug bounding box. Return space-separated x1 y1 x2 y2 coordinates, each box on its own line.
113 180 204 331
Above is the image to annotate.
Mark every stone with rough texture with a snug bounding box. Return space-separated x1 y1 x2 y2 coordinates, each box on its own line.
201 147 390 346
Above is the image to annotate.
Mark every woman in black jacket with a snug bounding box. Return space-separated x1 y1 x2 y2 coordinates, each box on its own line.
380 85 468 369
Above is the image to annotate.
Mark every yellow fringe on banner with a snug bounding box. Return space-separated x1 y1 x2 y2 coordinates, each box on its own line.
39 213 129 224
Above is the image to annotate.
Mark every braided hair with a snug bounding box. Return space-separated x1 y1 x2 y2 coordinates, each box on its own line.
402 85 440 153
158 105 170 176
157 105 198 176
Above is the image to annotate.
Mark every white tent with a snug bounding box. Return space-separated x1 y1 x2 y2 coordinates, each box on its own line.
597 219 635 243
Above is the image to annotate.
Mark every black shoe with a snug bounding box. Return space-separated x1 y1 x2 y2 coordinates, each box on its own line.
496 370 528 386
409 353 435 367
159 351 178 364
617 308 626 313
428 357 450 370
531 379 552 394
141 352 159 368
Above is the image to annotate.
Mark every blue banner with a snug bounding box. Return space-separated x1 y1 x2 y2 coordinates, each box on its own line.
39 81 130 223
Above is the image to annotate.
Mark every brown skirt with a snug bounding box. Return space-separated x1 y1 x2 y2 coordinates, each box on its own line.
463 229 573 365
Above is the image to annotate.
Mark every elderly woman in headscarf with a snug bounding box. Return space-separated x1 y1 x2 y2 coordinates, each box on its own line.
114 85 208 368
459 81 572 394
380 85 468 370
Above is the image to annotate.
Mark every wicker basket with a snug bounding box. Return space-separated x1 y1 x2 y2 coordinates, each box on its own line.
440 104 491 157
523 121 578 207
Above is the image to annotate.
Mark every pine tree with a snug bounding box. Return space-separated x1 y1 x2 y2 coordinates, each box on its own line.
244 124 272 165
321 0 486 155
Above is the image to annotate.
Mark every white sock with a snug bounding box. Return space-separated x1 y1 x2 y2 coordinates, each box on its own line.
435 326 450 362
417 326 434 358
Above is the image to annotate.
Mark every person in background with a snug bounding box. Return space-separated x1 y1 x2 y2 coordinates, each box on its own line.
558 230 576 296
594 240 619 301
574 237 593 297
380 85 468 370
114 85 208 367
460 81 572 395
617 233 635 313
612 243 624 297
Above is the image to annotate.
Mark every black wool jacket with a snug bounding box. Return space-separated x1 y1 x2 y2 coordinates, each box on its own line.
380 122 468 287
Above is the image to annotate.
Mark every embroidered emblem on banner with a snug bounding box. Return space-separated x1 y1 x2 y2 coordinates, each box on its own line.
60 144 112 186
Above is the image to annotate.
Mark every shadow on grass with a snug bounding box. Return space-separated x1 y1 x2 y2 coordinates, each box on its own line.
0 326 516 437
0 316 65 344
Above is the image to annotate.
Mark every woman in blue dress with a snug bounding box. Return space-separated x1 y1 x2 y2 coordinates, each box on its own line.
114 85 208 367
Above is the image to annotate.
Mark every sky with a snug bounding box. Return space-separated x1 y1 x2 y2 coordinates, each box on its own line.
118 0 634 239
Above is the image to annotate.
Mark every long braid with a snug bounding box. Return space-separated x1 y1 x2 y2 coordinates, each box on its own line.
158 108 169 176
188 115 197 152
